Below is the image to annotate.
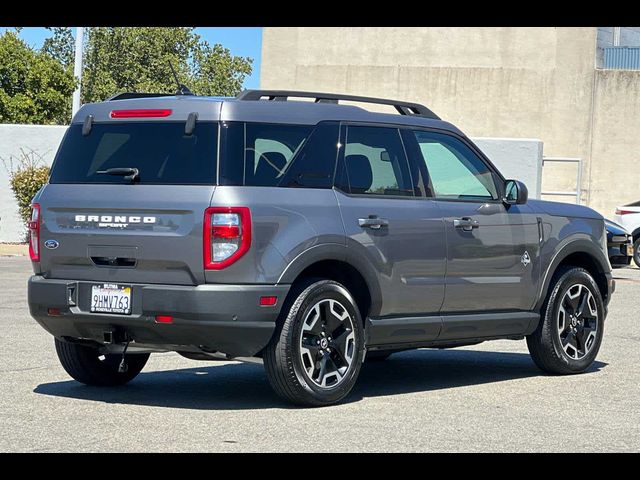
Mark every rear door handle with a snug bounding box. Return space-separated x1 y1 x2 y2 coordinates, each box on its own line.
358 217 389 230
453 217 479 231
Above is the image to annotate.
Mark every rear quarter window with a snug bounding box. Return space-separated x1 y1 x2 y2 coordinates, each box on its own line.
49 122 218 185
218 121 340 189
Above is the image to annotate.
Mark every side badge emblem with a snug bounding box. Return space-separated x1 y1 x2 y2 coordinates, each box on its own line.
521 251 531 267
44 239 59 250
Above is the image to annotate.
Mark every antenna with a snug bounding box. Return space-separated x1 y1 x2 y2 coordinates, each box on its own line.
168 61 194 96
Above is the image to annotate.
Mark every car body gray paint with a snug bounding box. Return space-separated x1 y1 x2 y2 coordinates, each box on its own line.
29 93 613 356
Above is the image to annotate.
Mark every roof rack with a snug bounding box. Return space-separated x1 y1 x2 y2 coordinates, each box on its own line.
236 89 440 119
107 92 173 101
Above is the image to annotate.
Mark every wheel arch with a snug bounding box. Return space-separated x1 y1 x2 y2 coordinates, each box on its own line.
535 239 611 312
278 244 381 322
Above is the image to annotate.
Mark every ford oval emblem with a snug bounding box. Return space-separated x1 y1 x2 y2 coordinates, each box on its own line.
44 239 59 250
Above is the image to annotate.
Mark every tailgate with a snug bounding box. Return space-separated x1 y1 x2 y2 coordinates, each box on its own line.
37 184 214 285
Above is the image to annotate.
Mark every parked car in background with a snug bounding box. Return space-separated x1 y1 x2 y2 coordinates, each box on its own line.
605 219 633 268
614 202 640 267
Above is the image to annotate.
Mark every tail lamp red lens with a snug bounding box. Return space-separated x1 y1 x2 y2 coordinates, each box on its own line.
47 308 61 316
29 203 41 262
615 209 636 216
203 207 251 270
110 109 172 118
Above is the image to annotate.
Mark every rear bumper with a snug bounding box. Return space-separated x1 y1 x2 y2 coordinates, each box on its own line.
28 276 290 357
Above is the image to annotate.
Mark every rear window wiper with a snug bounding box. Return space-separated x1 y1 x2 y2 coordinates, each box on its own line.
96 167 139 183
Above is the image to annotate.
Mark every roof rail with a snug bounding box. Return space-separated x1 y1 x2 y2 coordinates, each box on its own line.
107 92 174 101
236 89 440 119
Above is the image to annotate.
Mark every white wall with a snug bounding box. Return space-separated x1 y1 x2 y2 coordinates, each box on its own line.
471 138 543 199
0 124 67 242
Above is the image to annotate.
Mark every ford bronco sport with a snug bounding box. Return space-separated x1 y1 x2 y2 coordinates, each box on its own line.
27 90 614 406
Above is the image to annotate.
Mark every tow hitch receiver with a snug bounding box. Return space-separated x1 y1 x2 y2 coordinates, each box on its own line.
103 330 131 373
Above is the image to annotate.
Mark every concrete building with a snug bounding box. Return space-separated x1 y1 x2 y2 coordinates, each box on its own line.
261 27 640 217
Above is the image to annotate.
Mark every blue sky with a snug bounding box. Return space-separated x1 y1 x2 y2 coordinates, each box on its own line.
1 27 263 88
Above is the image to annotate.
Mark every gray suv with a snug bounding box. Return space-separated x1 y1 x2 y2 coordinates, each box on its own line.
27 90 614 406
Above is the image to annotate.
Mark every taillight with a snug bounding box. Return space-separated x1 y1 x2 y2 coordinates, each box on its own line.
203 207 251 269
615 209 636 216
28 203 40 262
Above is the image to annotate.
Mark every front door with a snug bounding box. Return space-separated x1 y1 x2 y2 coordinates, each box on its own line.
334 124 446 342
401 129 540 337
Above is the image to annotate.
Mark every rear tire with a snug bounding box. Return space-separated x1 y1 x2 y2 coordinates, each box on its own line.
55 338 149 386
526 267 604 375
263 279 365 407
633 239 640 268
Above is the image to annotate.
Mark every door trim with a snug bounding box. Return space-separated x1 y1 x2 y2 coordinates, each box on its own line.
367 311 539 347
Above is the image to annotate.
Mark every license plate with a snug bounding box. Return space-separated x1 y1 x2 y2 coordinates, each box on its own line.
91 284 132 315
626 244 635 256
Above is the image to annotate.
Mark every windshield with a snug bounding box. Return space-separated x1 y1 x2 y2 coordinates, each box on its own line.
49 122 218 185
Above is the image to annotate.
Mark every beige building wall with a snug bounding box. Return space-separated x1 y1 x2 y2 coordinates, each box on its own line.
261 27 640 216
588 70 640 213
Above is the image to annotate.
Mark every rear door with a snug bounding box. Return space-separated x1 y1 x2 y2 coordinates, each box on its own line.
334 124 446 339
39 115 219 285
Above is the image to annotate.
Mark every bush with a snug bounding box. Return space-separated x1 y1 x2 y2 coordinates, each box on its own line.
2 149 50 240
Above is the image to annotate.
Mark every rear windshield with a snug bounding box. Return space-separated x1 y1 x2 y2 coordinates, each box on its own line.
49 122 218 185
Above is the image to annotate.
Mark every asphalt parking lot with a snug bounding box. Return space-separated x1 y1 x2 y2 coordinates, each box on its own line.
1 256 639 452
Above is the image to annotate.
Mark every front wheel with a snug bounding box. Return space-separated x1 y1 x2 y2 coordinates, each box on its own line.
633 239 640 268
526 267 604 374
263 279 365 407
55 338 149 386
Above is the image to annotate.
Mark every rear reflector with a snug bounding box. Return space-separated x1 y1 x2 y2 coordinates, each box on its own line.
259 296 278 307
47 308 61 316
110 109 172 118
155 315 174 324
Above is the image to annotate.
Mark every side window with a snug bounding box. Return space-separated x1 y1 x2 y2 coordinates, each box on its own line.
219 122 338 188
278 122 340 188
411 130 498 200
244 123 312 186
339 125 414 197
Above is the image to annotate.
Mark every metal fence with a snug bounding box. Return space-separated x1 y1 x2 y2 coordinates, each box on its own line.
541 157 583 205
604 47 640 70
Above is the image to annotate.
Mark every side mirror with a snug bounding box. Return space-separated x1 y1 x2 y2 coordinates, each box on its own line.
503 179 528 205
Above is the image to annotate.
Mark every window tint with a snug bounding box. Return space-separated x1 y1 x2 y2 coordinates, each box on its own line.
49 122 218 185
340 126 414 197
411 131 497 200
218 121 245 186
278 122 340 188
244 123 312 186
219 122 339 188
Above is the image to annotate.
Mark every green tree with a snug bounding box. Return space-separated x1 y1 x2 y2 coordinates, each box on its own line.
82 27 253 103
0 30 75 124
42 27 75 68
1 149 50 237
